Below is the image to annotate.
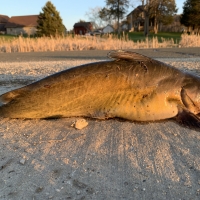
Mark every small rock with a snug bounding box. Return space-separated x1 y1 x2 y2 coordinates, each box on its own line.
35 187 44 193
72 119 88 130
76 190 81 195
19 158 26 165
124 182 128 186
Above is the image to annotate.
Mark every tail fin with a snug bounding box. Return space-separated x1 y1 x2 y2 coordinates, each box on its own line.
0 89 24 105
0 90 20 104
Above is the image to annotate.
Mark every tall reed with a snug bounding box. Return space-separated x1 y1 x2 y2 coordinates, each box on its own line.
0 33 199 53
179 33 200 47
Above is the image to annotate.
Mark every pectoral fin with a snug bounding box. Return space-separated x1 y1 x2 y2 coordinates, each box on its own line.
181 87 200 114
175 108 200 129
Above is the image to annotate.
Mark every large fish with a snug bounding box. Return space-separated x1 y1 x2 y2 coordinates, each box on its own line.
0 50 200 128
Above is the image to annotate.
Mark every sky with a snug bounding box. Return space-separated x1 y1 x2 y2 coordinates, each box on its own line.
1 0 185 30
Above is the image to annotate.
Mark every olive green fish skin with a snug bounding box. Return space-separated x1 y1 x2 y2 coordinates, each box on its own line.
1 51 200 128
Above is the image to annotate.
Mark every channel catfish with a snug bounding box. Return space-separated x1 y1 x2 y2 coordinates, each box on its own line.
0 50 200 129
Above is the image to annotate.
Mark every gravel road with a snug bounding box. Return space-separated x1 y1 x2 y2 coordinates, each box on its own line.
0 48 200 200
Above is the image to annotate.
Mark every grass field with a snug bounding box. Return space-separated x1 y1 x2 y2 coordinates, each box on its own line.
128 32 182 43
0 34 17 40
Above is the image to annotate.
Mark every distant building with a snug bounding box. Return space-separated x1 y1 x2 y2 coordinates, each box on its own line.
127 5 184 33
0 15 10 34
5 15 38 36
102 24 114 34
127 5 154 32
73 22 93 35
121 23 128 32
127 5 144 32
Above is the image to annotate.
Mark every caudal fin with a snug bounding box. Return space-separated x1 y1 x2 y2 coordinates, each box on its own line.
0 87 27 105
0 91 19 105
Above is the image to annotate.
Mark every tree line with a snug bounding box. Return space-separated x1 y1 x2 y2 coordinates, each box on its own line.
181 0 200 33
36 0 200 37
93 0 178 36
94 0 200 35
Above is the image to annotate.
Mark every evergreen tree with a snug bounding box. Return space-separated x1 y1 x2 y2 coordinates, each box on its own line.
37 1 66 37
181 0 200 32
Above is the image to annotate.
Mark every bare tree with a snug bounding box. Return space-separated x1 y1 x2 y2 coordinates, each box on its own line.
140 0 177 36
99 0 130 34
143 0 150 37
85 7 107 29
152 0 177 34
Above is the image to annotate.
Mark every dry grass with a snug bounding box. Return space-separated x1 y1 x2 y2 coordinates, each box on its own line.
179 33 200 47
0 33 199 53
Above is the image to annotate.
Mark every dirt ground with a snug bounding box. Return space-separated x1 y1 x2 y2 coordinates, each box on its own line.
0 49 200 200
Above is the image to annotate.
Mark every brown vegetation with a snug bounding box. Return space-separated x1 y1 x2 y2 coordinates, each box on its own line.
179 34 200 47
0 34 199 53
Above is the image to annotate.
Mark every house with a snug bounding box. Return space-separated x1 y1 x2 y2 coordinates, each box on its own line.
102 24 114 34
127 1 157 32
127 5 147 32
121 23 128 32
73 22 93 35
0 15 9 34
127 5 183 33
5 15 38 36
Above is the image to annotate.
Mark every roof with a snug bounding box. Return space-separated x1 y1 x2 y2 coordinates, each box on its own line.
103 24 114 29
0 15 9 23
74 22 91 28
5 15 39 28
121 23 128 27
127 5 144 16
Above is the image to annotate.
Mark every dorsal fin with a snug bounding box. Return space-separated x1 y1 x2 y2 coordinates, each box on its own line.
107 50 152 62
